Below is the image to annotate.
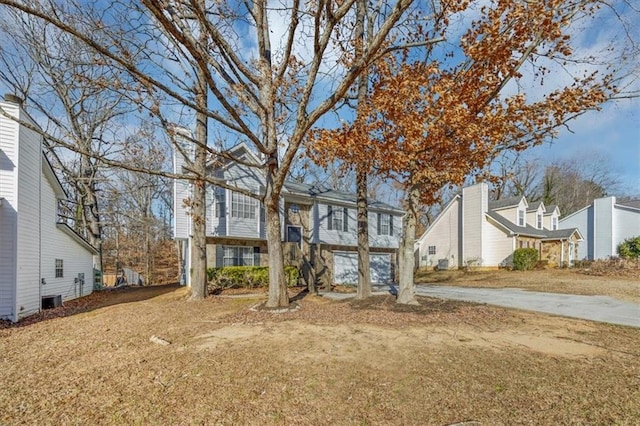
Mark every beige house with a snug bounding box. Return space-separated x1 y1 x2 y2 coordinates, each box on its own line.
415 183 582 269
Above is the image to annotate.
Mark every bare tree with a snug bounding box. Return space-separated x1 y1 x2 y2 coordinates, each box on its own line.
0 11 133 271
0 0 417 307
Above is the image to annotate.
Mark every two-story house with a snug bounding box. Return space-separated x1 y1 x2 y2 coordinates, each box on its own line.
173 141 404 288
0 95 98 322
415 182 582 269
559 196 640 260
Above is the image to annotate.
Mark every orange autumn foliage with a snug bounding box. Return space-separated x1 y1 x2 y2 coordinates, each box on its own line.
308 0 615 205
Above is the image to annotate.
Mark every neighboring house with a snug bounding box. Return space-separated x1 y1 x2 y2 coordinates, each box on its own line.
559 196 640 260
0 95 98 322
415 183 582 269
173 140 404 287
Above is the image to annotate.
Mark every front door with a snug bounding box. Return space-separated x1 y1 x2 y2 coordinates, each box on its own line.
287 226 302 248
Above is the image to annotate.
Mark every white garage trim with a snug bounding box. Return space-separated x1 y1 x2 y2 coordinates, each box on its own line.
333 251 391 285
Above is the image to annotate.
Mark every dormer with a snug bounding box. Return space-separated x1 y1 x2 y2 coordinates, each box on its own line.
489 195 528 227
544 205 560 230
526 201 546 230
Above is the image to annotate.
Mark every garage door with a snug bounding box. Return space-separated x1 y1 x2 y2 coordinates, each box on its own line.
333 252 391 285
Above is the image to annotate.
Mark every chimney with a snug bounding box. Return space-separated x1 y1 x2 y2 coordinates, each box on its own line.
4 94 23 106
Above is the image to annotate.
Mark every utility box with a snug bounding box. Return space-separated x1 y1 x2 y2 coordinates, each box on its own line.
437 259 449 270
41 295 62 309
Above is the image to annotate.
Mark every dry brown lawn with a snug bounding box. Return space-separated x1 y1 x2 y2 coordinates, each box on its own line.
1 277 639 425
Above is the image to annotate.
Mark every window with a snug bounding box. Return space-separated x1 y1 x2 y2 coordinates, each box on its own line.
223 246 255 266
55 259 63 278
537 214 542 229
518 209 525 226
552 217 558 230
377 213 393 236
327 205 348 232
289 204 300 214
428 246 436 255
214 187 225 218
231 192 256 219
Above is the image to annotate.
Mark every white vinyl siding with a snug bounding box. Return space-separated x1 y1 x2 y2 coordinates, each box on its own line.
40 167 95 303
613 206 640 257
462 184 487 265
0 102 19 319
483 217 516 267
417 197 461 269
14 118 42 320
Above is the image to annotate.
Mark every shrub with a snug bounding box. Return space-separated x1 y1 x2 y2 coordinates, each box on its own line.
207 266 299 293
617 236 640 260
512 248 539 271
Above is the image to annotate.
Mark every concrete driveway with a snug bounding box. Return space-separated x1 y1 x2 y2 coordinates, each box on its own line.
323 285 640 328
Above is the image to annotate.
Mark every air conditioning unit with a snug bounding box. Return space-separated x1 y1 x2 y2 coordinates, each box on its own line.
437 259 449 270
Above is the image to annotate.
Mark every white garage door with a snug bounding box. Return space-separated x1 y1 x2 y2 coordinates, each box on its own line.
333 252 391 285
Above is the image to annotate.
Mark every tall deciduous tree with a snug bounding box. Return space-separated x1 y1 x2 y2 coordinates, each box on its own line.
0 11 132 271
310 0 633 304
0 0 417 307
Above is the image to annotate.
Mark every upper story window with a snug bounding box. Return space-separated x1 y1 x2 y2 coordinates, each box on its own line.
537 213 542 229
552 216 558 230
55 259 63 278
377 213 393 236
428 245 436 255
518 209 525 226
231 192 256 219
327 205 348 232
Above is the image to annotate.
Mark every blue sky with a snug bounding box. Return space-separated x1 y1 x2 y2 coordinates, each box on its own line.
526 95 639 196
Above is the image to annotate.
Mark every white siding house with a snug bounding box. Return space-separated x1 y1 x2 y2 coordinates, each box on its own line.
416 183 582 269
0 96 98 322
173 141 404 287
559 196 640 260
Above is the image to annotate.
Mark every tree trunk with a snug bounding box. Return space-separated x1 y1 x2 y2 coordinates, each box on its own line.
265 164 289 308
189 63 208 300
397 185 419 305
356 164 372 299
79 154 103 272
354 0 371 300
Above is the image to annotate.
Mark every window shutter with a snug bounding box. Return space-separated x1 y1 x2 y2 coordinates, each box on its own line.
377 213 381 235
327 205 333 230
253 247 260 266
389 215 393 236
343 208 349 232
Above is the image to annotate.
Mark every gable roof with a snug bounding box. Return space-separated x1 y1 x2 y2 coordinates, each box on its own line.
544 205 559 215
617 199 640 210
283 180 404 214
486 211 581 240
526 200 545 212
489 196 525 210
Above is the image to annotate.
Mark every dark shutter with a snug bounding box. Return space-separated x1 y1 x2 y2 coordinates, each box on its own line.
389 215 393 236
253 246 260 266
377 213 381 235
327 205 333 230
343 207 348 232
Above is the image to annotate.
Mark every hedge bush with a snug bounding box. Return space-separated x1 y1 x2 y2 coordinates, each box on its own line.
617 236 640 260
513 248 539 271
207 266 299 293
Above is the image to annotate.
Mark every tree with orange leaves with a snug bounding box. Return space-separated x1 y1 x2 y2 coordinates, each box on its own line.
309 0 632 303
